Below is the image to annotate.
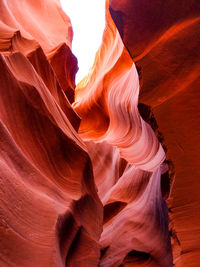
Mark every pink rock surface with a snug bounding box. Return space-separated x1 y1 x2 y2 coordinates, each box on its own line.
109 0 200 265
1 0 198 266
0 1 102 266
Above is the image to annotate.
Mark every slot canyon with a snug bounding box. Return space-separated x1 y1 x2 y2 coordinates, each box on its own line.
0 0 200 266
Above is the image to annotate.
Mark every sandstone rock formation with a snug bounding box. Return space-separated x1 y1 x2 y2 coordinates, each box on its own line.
0 0 199 266
0 1 102 266
109 1 200 266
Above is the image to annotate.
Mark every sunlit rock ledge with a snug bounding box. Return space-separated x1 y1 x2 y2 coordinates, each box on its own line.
0 0 199 266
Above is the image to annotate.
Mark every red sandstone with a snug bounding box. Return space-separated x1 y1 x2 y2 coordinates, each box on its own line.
0 0 199 266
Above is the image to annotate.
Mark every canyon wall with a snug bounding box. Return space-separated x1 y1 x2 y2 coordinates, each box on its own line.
109 1 200 266
0 0 199 266
0 1 102 266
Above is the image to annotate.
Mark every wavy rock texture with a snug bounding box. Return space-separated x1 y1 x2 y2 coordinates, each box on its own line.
0 1 102 266
73 2 172 266
109 1 200 266
0 0 198 266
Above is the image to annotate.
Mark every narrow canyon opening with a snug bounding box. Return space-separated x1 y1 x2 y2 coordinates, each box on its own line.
1 0 198 266
60 0 105 83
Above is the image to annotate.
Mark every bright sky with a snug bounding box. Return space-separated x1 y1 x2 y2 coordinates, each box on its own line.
60 0 106 84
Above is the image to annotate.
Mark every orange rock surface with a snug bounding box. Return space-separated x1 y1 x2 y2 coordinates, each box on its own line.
109 1 200 266
0 1 102 266
0 0 199 266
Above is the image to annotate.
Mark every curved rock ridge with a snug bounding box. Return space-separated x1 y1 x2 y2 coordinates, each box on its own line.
1 0 197 266
0 0 73 53
0 0 103 266
0 0 77 102
86 140 172 266
109 0 200 266
73 1 172 266
73 2 165 172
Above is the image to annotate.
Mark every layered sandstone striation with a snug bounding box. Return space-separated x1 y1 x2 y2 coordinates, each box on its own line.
0 0 199 266
73 2 172 266
0 1 102 266
109 1 200 266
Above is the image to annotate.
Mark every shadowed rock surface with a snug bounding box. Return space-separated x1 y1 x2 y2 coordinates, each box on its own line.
0 0 199 266
109 0 200 266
